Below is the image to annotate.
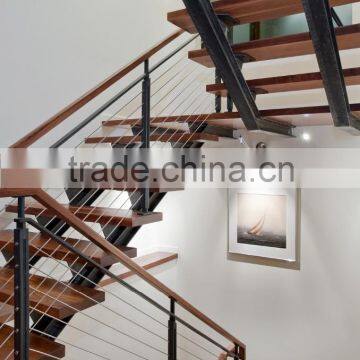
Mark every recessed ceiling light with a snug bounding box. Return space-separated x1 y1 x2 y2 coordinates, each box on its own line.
304 114 310 118
302 132 311 141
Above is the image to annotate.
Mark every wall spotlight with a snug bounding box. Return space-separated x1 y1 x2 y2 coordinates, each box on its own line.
302 132 311 141
256 142 267 149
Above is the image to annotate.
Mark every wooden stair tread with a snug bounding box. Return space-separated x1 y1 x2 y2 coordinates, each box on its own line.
99 252 178 287
0 303 14 324
206 67 360 96
98 184 184 192
85 133 219 144
0 324 65 360
189 24 360 67
0 230 137 267
104 104 360 129
0 268 105 319
5 202 163 227
212 104 360 128
0 169 184 193
168 0 356 33
104 114 236 126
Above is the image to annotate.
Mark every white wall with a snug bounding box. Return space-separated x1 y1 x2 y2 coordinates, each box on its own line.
354 3 360 23
130 187 360 360
0 0 183 147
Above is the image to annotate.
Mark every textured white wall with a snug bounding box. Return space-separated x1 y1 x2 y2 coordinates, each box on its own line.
130 187 360 360
0 0 183 147
354 3 360 22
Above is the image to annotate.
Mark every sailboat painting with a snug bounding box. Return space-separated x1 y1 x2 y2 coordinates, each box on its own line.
236 193 287 249
229 189 298 263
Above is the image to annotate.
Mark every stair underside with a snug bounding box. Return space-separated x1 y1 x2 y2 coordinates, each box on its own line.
104 104 360 129
0 268 105 319
207 67 360 96
0 324 65 360
99 252 178 287
0 230 137 267
85 132 219 144
168 0 356 33
189 24 360 67
5 202 163 227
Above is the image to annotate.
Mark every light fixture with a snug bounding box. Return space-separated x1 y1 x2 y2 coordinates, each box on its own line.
301 132 311 141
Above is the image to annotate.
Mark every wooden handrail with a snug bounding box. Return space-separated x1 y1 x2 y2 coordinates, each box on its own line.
219 346 236 360
1 188 245 354
0 189 37 198
10 29 184 149
0 188 245 354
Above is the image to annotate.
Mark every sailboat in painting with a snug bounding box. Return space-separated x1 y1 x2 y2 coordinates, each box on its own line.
247 213 266 236
237 193 287 249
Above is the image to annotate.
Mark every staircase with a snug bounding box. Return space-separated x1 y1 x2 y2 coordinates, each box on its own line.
0 9 242 358
1 0 359 359
168 0 360 136
0 189 246 359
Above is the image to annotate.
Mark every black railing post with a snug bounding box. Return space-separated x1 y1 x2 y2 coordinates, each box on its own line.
168 298 177 360
215 68 222 113
214 18 228 114
14 196 29 360
226 26 234 113
141 59 151 213
301 0 359 129
234 344 240 359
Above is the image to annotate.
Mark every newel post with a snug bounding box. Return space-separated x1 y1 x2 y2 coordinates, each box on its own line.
14 196 30 360
168 298 177 359
141 59 151 213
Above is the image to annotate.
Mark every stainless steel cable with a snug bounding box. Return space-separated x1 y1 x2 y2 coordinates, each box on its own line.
28 259 169 345
120 68 206 149
34 328 152 360
91 63 200 149
0 187 143 335
0 35 234 360
153 90 212 146
76 55 189 149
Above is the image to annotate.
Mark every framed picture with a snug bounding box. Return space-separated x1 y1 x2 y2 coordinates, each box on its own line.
228 188 298 263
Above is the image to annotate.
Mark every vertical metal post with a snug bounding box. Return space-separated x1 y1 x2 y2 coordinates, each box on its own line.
301 0 355 128
141 59 151 149
215 68 222 113
250 22 261 41
14 196 29 360
214 18 228 114
168 298 177 360
234 344 240 359
226 26 234 113
141 59 150 213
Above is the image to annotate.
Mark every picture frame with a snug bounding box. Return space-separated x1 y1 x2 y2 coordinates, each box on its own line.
228 188 299 265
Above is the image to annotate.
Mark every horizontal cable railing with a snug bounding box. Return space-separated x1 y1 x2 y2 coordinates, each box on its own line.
51 34 198 149
2 20 244 360
10 29 187 149
0 189 245 359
